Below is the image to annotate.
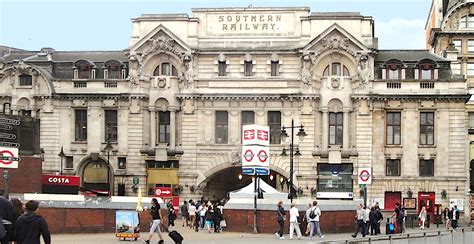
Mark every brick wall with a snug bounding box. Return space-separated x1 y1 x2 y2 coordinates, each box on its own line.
222 209 356 234
0 156 42 193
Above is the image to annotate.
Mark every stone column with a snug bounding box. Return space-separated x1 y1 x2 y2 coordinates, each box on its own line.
343 108 350 150
150 107 156 147
170 107 177 149
321 108 328 150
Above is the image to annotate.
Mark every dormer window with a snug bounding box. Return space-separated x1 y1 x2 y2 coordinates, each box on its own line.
105 60 122 79
322 63 350 77
417 62 436 80
19 74 32 86
382 60 404 80
153 62 178 77
74 60 95 79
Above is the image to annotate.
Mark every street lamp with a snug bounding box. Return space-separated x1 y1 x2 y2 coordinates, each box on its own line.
104 125 113 195
58 146 65 175
281 119 306 203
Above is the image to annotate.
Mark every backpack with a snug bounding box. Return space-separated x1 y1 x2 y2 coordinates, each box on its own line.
309 208 317 219
397 207 405 220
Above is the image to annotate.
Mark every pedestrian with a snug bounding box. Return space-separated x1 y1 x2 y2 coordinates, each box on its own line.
143 198 164 244
180 200 189 227
0 197 14 244
401 206 407 233
443 207 451 230
188 200 196 229
364 206 370 235
9 198 24 244
308 201 324 240
213 202 222 233
374 204 383 235
13 200 50 244
168 202 176 228
288 203 302 240
303 203 312 236
369 206 377 235
352 203 366 238
197 201 206 230
275 200 286 240
391 203 404 233
451 205 459 230
418 206 427 229
205 203 215 233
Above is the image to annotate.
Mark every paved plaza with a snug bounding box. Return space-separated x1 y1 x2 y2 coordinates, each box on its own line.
49 225 473 244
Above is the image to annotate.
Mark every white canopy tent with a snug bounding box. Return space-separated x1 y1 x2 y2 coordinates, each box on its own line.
228 178 287 199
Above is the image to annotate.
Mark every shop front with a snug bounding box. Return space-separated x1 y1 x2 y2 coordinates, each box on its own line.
316 164 354 199
42 175 80 194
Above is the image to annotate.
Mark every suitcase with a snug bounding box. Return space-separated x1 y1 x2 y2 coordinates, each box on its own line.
169 230 184 244
386 222 395 234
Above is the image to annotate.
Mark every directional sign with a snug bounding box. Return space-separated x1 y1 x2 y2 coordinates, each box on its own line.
0 117 20 126
0 142 20 148
357 167 372 185
242 124 270 146
0 146 19 169
241 145 269 167
154 187 172 198
0 133 16 140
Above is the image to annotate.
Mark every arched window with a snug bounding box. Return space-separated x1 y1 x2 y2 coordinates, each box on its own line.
417 61 436 80
75 60 92 79
153 63 178 77
104 60 121 79
322 63 350 77
384 60 404 80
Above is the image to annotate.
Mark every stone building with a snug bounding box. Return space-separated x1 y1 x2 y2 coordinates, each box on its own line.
426 0 474 222
0 6 470 220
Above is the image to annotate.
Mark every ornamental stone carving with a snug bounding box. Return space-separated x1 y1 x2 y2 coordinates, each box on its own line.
142 36 183 60
127 54 142 87
313 35 357 58
301 53 314 87
356 53 374 87
180 52 195 89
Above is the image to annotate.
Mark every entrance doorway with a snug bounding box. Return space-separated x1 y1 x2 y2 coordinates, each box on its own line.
81 158 112 196
418 192 435 223
202 167 289 201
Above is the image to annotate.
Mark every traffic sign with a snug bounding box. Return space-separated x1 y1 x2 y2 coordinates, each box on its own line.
0 146 19 169
154 187 172 198
357 167 372 185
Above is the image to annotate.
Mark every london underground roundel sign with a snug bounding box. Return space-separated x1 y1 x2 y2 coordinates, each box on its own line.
357 167 372 185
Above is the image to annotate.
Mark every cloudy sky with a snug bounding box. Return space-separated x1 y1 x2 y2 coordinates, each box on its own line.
0 0 431 51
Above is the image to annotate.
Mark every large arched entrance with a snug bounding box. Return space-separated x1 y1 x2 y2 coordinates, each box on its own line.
79 156 114 196
201 167 291 201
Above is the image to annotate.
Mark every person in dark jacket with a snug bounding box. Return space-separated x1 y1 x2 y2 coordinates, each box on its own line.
213 202 222 233
275 201 286 240
0 197 14 244
205 203 214 233
9 198 24 243
369 207 377 235
13 200 50 244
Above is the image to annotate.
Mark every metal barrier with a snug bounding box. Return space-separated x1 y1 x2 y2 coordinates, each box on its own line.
318 227 473 244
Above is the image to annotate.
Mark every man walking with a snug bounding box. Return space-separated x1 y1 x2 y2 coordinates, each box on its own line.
13 200 51 244
180 200 189 227
451 205 459 230
352 203 366 238
308 201 324 240
288 203 302 240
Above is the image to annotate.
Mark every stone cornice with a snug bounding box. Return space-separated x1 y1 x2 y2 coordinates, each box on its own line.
351 94 470 102
177 93 319 101
46 93 149 101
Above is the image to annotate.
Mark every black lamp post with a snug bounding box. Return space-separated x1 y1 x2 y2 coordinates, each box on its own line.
281 119 306 203
104 125 113 195
58 146 65 175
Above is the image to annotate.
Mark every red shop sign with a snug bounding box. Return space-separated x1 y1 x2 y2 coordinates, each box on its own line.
42 175 80 186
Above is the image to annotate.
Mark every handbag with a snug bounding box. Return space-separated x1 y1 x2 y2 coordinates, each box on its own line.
220 219 227 228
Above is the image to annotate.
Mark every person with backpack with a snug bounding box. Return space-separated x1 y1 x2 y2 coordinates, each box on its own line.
308 201 324 240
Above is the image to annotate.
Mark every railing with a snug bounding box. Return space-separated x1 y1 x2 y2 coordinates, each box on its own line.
386 82 401 89
73 81 87 88
420 82 435 89
104 81 117 88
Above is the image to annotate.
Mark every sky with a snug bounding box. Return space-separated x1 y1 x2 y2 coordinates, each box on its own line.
0 0 432 51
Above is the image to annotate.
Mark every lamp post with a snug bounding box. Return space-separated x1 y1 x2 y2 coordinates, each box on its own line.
104 125 113 195
281 119 306 203
58 146 65 175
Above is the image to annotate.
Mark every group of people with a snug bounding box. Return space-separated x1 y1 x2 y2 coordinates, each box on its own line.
274 200 325 240
0 197 50 244
443 205 460 230
352 203 383 238
180 199 224 234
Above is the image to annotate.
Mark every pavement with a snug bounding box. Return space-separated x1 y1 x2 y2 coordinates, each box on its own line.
50 225 473 244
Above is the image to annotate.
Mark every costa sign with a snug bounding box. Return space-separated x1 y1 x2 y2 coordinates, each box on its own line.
42 175 80 186
357 167 372 185
0 146 19 169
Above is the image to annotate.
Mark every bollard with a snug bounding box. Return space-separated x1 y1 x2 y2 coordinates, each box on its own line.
451 229 454 244
407 233 410 244
438 231 442 244
462 228 465 244
389 235 393 244
368 237 372 244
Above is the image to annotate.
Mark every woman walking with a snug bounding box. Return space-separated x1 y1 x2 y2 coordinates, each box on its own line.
443 207 451 230
418 206 427 229
275 201 286 240
188 201 196 229
205 203 215 233
144 198 164 244
289 203 302 240
303 203 312 236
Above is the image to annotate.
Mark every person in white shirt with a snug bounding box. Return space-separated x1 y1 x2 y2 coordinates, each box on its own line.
308 201 324 240
289 203 302 240
418 206 427 229
198 203 207 229
188 201 197 229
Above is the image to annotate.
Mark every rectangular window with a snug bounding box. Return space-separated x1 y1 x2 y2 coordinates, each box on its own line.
420 112 434 145
386 112 401 145
75 110 87 141
65 156 74 169
215 111 228 144
453 39 462 52
468 16 474 28
469 112 474 128
271 61 279 76
420 69 433 80
161 63 170 76
317 164 353 193
19 74 32 86
158 111 170 144
331 63 341 76
468 40 474 53
218 61 227 76
387 69 399 80
105 110 117 142
386 159 401 176
241 111 255 126
118 157 127 169
419 159 434 176
268 111 281 144
468 63 474 76
244 61 253 76
460 16 467 29
329 112 343 145
451 63 461 75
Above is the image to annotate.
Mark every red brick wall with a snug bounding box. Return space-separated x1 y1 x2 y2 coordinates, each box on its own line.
0 156 42 193
222 209 356 234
